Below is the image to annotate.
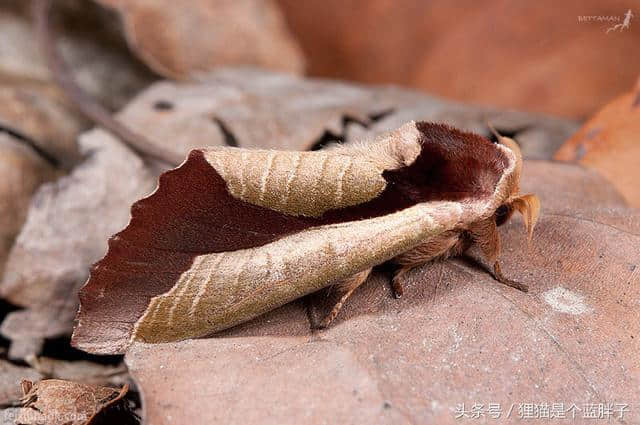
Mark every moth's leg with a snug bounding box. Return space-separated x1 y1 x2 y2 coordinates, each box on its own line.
468 218 528 292
318 268 372 329
492 262 528 292
392 231 464 298
391 272 406 299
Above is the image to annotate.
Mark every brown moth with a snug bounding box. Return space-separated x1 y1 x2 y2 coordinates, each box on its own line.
71 122 540 354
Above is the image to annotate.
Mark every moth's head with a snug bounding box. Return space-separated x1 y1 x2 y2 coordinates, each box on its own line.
491 127 541 242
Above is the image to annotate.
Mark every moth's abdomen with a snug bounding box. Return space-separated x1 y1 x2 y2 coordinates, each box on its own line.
203 149 386 217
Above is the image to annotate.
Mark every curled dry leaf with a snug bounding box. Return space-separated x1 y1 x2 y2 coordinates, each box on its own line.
125 160 639 424
554 76 640 207
0 130 155 349
0 134 57 280
95 0 305 79
18 379 133 425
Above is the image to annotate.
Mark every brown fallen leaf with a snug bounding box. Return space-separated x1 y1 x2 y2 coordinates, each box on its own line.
96 0 305 79
0 129 156 353
554 76 640 207
18 380 134 425
0 7 51 84
278 0 640 119
125 160 639 424
0 133 57 281
0 360 42 406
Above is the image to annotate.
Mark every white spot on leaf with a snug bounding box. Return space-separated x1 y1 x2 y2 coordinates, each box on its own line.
543 286 592 315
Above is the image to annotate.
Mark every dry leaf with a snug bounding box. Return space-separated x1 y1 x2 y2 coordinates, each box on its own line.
18 380 133 425
125 160 639 424
0 129 155 350
96 0 305 79
0 134 57 280
554 76 640 206
278 0 640 119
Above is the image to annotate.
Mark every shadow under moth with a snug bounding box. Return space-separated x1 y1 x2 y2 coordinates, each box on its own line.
72 122 540 354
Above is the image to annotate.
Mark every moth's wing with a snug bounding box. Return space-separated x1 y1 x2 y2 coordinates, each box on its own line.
131 201 462 344
200 120 427 218
72 149 458 354
200 148 389 217
73 149 306 354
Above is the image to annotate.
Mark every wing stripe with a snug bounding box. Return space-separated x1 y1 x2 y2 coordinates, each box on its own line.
239 151 248 197
280 152 302 208
188 253 227 316
258 151 276 202
335 156 352 204
166 255 206 324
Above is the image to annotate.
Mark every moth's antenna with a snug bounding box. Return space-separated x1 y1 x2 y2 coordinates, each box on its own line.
486 122 523 195
33 0 181 166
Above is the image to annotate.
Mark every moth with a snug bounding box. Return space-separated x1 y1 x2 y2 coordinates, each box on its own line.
72 121 540 354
